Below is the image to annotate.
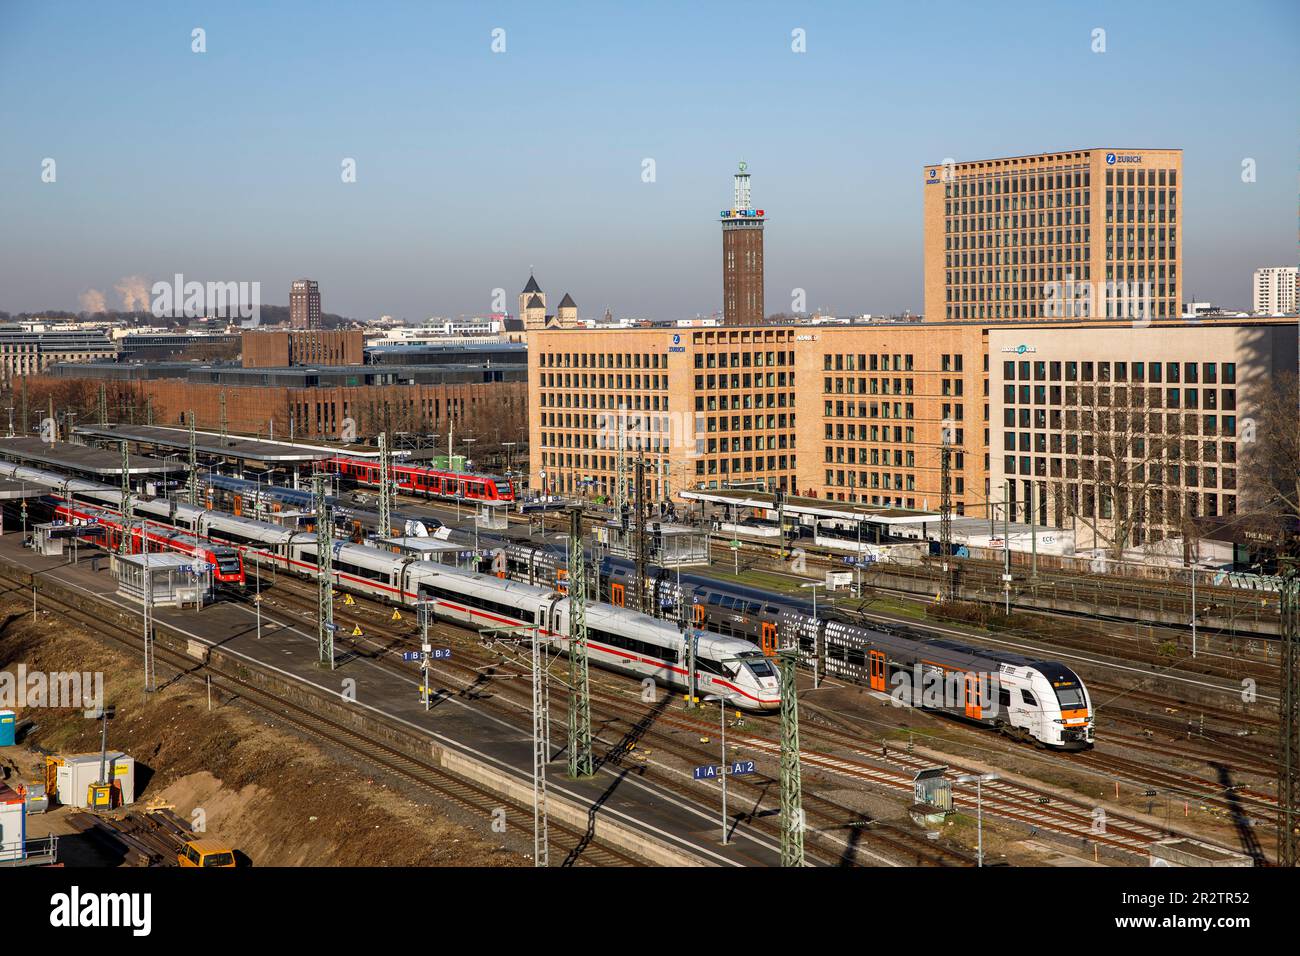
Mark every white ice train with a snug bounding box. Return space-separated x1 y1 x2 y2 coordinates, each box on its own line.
0 461 779 712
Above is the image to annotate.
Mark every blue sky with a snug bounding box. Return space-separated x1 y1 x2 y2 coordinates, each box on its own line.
1 0 1296 320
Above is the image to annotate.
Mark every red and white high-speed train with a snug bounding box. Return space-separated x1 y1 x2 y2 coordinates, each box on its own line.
318 455 516 503
52 500 246 586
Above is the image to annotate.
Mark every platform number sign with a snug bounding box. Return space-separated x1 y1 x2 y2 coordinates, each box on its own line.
404 648 451 662
693 761 756 780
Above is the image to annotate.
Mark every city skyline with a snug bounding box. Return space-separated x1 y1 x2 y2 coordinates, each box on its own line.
1 1 1296 320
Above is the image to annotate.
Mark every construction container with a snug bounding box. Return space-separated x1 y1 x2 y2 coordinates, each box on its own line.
0 710 14 746
49 752 136 809
0 783 26 862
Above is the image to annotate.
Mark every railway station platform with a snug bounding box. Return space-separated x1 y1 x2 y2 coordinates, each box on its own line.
0 534 786 867
0 437 162 477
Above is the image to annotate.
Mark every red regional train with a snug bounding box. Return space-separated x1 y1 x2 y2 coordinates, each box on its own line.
52 500 246 586
318 455 516 503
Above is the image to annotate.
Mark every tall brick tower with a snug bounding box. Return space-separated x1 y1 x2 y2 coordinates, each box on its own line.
721 161 765 325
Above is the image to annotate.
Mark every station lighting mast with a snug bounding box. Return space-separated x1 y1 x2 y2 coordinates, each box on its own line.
187 412 199 507
778 648 805 866
118 441 132 555
939 423 957 603
377 432 392 539
313 473 335 669
615 405 628 516
97 384 107 426
1281 565 1300 866
566 507 593 777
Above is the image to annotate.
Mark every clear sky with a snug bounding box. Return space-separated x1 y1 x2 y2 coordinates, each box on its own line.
1 0 1296 320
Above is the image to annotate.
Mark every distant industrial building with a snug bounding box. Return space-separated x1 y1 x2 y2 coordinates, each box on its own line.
289 278 322 330
242 329 363 367
32 334 526 441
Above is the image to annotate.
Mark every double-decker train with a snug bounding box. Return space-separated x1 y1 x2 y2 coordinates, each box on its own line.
49 500 246 586
0 460 774 711
493 541 1093 749
318 455 516 503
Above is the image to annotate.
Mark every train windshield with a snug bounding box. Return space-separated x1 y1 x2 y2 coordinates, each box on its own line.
739 652 775 679
1054 685 1086 708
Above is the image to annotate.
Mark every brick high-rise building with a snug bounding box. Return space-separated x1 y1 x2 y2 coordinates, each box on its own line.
721 162 765 325
923 148 1183 323
290 278 321 330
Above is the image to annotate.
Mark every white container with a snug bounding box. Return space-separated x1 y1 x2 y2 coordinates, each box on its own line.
54 752 136 808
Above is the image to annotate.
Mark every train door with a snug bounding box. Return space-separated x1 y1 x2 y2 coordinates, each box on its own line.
760 621 778 657
556 567 568 595
964 673 982 720
693 604 705 627
233 494 243 517
869 650 886 692
611 582 625 607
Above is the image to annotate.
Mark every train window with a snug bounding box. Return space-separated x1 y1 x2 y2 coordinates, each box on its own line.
999 687 1011 708
707 593 722 606
744 657 775 678
1055 686 1085 708
1020 689 1038 706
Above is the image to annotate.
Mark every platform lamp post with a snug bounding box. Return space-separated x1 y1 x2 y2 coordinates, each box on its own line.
502 442 516 481
702 692 731 845
957 772 998 866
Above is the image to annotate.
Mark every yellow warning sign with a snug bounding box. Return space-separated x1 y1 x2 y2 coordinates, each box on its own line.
391 609 402 622
351 625 362 636
343 594 355 605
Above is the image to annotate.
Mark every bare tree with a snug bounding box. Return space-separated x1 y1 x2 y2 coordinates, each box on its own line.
1238 370 1300 549
1053 379 1184 560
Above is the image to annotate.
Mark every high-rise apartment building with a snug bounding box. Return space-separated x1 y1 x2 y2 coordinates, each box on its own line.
923 148 1183 323
1253 266 1298 315
290 279 322 330
721 163 765 325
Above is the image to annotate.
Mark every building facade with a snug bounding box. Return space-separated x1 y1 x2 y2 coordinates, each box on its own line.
1253 266 1298 315
987 319 1297 553
289 279 322 330
241 329 363 367
923 148 1183 323
0 328 117 386
528 322 989 513
721 163 765 325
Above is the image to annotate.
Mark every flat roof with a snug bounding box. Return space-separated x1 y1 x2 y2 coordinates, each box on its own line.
73 424 377 463
0 437 163 476
680 488 937 524
116 552 206 569
0 478 49 500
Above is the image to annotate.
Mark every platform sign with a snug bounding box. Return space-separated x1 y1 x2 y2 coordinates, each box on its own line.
694 761 757 780
404 648 452 662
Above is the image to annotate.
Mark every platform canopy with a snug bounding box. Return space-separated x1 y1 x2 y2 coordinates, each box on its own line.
73 423 377 465
680 488 938 526
0 437 163 476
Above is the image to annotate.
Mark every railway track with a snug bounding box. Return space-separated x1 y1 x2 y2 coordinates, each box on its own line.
260 570 1213 864
1 568 642 867
257 574 973 866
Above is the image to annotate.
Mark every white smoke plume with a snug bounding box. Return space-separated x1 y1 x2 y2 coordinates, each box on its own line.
79 289 107 313
114 274 152 312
